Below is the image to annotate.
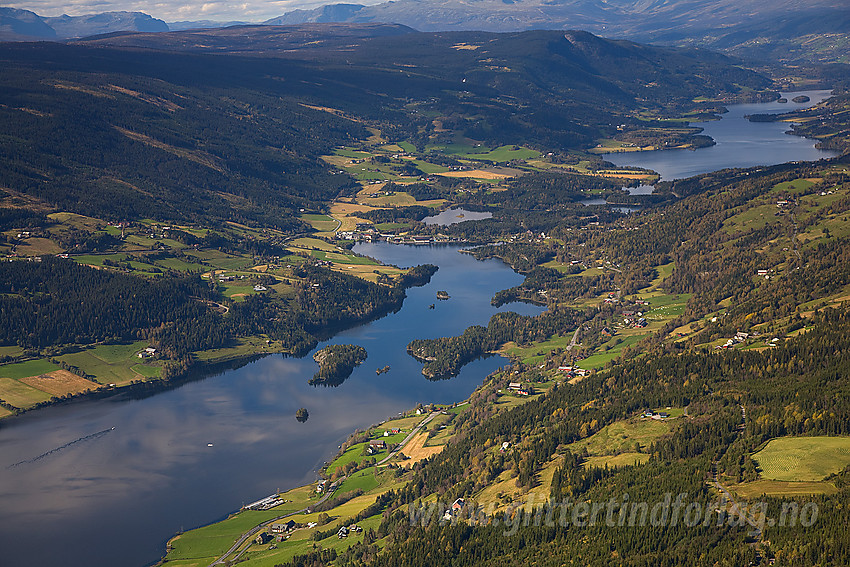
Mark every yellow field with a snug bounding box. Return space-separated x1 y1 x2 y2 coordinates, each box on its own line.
13 238 64 256
20 370 102 397
329 201 376 232
330 264 405 283
400 432 443 466
437 169 508 179
0 378 52 408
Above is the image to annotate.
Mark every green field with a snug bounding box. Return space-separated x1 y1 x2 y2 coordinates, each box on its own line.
193 336 283 363
501 333 576 365
644 293 691 320
334 469 380 495
568 414 675 456
326 443 378 473
0 358 60 379
769 178 816 196
310 250 378 265
0 346 25 359
155 257 203 272
131 364 162 378
165 486 314 562
579 333 647 369
730 479 838 499
373 222 411 232
461 145 542 162
301 214 338 232
753 436 850 481
57 341 152 385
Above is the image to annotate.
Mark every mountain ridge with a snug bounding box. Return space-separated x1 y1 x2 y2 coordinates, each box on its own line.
0 8 167 40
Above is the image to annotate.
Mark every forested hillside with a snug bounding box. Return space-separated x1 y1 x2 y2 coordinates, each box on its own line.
0 26 771 232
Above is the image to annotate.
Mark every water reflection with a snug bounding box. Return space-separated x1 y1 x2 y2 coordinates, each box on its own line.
0 244 541 567
608 90 839 180
423 207 493 225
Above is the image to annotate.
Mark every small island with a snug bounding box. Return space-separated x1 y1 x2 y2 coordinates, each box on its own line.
309 344 368 387
792 95 810 103
295 407 309 423
376 365 390 375
436 290 450 300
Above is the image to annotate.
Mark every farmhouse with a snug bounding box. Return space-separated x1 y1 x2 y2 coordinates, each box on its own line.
269 520 295 534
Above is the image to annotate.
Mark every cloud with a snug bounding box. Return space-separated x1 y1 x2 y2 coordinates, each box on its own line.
4 0 385 22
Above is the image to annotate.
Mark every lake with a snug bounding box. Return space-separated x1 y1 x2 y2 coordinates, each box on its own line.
0 90 840 567
424 207 493 225
608 90 840 181
0 243 541 567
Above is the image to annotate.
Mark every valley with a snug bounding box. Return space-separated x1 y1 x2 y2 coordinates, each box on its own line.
0 20 849 567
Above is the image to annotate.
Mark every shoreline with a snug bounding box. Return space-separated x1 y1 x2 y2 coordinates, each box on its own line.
154 397 469 567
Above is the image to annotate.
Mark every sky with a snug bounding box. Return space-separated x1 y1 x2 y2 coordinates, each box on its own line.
3 0 381 22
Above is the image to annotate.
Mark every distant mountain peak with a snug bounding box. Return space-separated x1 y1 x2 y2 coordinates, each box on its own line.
45 11 168 38
0 8 168 41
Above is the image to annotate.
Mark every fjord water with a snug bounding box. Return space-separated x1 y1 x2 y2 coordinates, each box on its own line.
0 90 839 567
0 244 541 567
608 90 840 180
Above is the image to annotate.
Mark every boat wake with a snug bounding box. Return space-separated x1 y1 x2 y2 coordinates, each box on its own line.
8 427 115 468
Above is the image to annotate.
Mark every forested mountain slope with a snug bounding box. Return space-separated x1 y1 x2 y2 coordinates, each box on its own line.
0 26 769 228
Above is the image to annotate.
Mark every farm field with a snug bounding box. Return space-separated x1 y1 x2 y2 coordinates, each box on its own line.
500 333 576 365
165 486 315 563
57 341 157 386
0 358 60 379
0 377 53 408
752 436 850 481
19 370 101 397
730 479 838 499
300 214 338 233
579 333 647 369
568 414 676 456
397 431 443 466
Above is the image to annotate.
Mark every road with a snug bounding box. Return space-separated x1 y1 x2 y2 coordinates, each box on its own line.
566 327 581 351
376 411 440 466
208 488 335 567
710 404 764 562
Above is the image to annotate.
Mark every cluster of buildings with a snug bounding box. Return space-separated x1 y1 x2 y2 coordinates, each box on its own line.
336 229 464 245
337 523 363 539
242 493 287 511
622 310 648 328
366 439 387 455
717 331 752 349
507 382 534 396
642 410 671 420
137 347 157 359
557 366 590 380
442 498 466 521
